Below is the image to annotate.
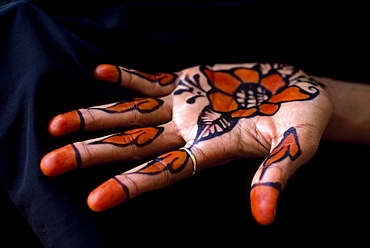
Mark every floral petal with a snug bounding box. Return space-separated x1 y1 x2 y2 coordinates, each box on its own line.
202 67 241 94
93 98 163 114
260 73 286 94
209 92 238 112
196 106 238 142
136 150 188 175
133 71 177 86
269 86 313 103
231 108 257 118
233 68 259 83
258 103 279 115
91 127 163 147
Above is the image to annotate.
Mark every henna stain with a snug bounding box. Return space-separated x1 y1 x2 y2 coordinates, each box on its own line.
112 149 190 198
115 65 122 85
71 143 82 169
76 109 85 132
251 182 281 191
90 127 164 147
90 98 163 114
250 126 301 191
175 64 320 143
113 176 130 201
260 127 301 180
120 67 178 86
131 149 189 175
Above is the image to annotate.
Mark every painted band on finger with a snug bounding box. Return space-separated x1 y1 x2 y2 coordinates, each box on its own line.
41 127 166 177
87 148 194 212
250 127 302 225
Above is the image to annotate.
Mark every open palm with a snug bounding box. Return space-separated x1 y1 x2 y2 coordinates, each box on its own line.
41 62 332 225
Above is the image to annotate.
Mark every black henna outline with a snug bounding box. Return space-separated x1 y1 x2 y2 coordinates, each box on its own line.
119 67 178 86
89 127 164 147
113 176 130 200
90 98 164 114
181 64 320 144
71 143 82 169
76 109 85 132
128 149 190 176
259 127 301 180
250 182 282 191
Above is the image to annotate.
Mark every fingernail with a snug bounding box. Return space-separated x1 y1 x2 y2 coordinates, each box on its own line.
94 64 120 83
250 185 280 225
40 145 79 177
48 111 82 137
87 178 128 212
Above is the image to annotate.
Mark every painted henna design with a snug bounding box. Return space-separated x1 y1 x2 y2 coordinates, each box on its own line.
71 143 83 169
49 98 163 136
90 98 163 114
91 149 191 211
131 149 189 175
250 183 280 225
249 126 302 225
250 127 301 202
250 126 301 189
112 177 130 201
174 74 207 104
250 182 282 191
88 177 130 212
176 63 320 143
89 127 164 147
42 127 165 177
119 67 178 86
259 127 301 180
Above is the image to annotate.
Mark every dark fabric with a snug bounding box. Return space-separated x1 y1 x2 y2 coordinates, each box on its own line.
0 1 368 247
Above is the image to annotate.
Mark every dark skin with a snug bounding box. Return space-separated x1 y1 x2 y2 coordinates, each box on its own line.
41 62 370 225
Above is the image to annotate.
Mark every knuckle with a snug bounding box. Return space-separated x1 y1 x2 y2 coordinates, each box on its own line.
77 141 93 167
121 173 140 196
127 145 146 161
84 108 97 126
149 158 172 188
159 168 171 189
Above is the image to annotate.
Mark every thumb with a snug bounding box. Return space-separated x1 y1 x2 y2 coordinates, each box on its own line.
250 126 318 225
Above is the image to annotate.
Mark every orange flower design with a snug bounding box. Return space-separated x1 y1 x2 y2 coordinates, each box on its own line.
201 65 318 118
186 64 320 142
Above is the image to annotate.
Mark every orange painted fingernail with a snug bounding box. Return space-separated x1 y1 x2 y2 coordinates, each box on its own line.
250 185 280 225
40 144 80 177
87 178 129 212
94 64 120 83
48 110 82 137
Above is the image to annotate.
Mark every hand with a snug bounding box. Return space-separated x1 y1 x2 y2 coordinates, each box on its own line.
40 63 333 225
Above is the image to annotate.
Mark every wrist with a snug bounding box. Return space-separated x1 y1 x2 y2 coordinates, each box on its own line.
313 76 370 145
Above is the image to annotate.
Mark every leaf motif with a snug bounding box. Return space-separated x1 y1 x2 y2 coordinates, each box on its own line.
90 127 164 147
259 127 301 180
91 98 163 114
194 106 238 143
134 150 189 175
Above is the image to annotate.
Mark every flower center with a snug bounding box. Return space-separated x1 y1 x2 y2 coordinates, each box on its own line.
235 84 271 108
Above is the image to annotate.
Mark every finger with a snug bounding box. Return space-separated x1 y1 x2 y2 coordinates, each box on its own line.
48 96 172 137
40 123 184 177
250 126 318 225
94 64 178 97
87 147 196 212
86 138 238 212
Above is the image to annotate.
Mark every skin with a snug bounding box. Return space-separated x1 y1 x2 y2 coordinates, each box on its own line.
40 62 370 225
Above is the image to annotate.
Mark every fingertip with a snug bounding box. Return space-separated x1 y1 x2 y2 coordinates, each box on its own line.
48 111 81 137
250 185 280 225
87 178 128 212
94 64 120 83
40 145 78 177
